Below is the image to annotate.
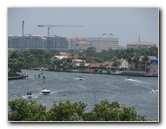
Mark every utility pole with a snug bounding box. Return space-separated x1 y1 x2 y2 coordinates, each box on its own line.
138 35 140 42
22 20 24 36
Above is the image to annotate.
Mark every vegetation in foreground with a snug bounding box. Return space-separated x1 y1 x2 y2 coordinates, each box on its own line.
8 98 146 121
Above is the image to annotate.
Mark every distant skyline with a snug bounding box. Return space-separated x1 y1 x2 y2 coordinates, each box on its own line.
8 8 159 46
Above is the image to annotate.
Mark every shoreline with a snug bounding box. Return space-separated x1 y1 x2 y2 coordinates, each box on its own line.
8 75 28 80
24 69 158 78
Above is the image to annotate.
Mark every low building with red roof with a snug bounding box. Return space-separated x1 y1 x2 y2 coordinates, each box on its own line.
127 41 157 49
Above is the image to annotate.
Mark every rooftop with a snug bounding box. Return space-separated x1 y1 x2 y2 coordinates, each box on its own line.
127 42 156 45
76 41 91 45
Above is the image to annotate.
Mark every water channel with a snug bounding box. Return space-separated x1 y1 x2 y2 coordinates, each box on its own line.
8 69 159 120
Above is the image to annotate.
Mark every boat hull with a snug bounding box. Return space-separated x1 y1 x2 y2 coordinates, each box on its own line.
42 89 50 94
27 95 32 98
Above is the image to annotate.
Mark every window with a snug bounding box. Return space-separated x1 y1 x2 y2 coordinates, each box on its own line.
153 69 155 73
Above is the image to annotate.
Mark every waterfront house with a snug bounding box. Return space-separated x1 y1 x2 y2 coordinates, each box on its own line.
119 58 128 69
127 56 157 72
149 58 158 76
88 63 102 69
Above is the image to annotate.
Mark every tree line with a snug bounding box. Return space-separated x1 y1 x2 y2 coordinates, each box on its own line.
8 98 146 121
8 47 158 75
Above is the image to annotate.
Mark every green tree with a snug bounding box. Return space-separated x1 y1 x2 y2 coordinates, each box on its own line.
8 98 146 121
142 54 149 72
8 98 46 121
112 57 120 68
133 54 141 70
8 51 24 76
83 47 96 57
46 100 87 121
88 100 146 121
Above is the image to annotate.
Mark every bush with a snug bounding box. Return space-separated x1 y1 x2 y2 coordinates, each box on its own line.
46 100 87 121
8 98 46 121
8 98 146 121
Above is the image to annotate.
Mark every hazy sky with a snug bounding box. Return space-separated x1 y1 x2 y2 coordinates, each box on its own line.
8 8 158 46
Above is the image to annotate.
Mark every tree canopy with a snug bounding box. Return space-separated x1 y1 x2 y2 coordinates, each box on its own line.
8 47 158 71
8 98 146 121
8 51 24 76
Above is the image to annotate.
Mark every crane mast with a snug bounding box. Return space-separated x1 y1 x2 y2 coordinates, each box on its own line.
38 25 84 37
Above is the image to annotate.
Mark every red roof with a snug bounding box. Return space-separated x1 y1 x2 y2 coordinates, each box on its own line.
8 48 16 51
128 42 155 45
62 53 78 59
103 61 113 66
89 63 102 68
89 61 114 68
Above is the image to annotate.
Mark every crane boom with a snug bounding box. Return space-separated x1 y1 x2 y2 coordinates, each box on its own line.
38 25 84 36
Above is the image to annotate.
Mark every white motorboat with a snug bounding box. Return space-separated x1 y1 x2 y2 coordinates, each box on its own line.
152 88 158 93
78 76 84 80
125 77 132 81
42 88 50 94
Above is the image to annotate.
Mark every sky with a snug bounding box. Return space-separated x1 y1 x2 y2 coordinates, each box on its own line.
8 8 159 46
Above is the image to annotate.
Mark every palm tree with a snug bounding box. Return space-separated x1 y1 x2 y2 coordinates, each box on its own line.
112 57 121 69
142 55 149 73
126 56 133 70
133 54 140 70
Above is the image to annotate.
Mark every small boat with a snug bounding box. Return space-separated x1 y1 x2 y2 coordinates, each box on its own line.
152 88 158 92
126 76 131 80
78 76 84 80
27 92 32 98
42 88 50 94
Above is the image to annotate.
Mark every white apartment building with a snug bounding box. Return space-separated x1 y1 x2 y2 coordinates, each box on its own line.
89 36 118 51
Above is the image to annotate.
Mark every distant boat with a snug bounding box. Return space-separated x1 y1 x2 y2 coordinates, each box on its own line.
78 76 84 80
126 76 132 80
152 88 158 93
42 88 50 94
27 92 32 98
151 85 158 93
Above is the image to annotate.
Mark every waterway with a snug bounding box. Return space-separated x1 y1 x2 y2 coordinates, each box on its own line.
8 70 159 120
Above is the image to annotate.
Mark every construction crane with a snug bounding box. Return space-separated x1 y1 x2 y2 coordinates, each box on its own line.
38 25 84 37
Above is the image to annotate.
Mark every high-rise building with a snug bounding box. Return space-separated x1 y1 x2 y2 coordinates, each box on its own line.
67 37 92 50
8 35 69 50
67 38 76 50
45 36 69 50
89 35 118 51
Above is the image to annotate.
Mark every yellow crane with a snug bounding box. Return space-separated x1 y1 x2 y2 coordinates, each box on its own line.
38 25 84 37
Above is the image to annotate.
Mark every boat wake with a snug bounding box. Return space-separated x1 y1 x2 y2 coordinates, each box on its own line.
125 78 151 84
50 91 56 94
22 94 39 99
125 78 142 82
78 85 87 90
74 77 85 81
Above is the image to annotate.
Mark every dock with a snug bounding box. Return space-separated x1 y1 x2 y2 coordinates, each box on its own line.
110 70 158 77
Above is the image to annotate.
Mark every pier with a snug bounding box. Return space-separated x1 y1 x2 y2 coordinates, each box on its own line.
118 71 158 77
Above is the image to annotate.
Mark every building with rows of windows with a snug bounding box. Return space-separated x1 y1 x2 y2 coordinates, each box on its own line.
8 35 119 51
8 35 69 50
89 36 119 51
127 41 157 49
